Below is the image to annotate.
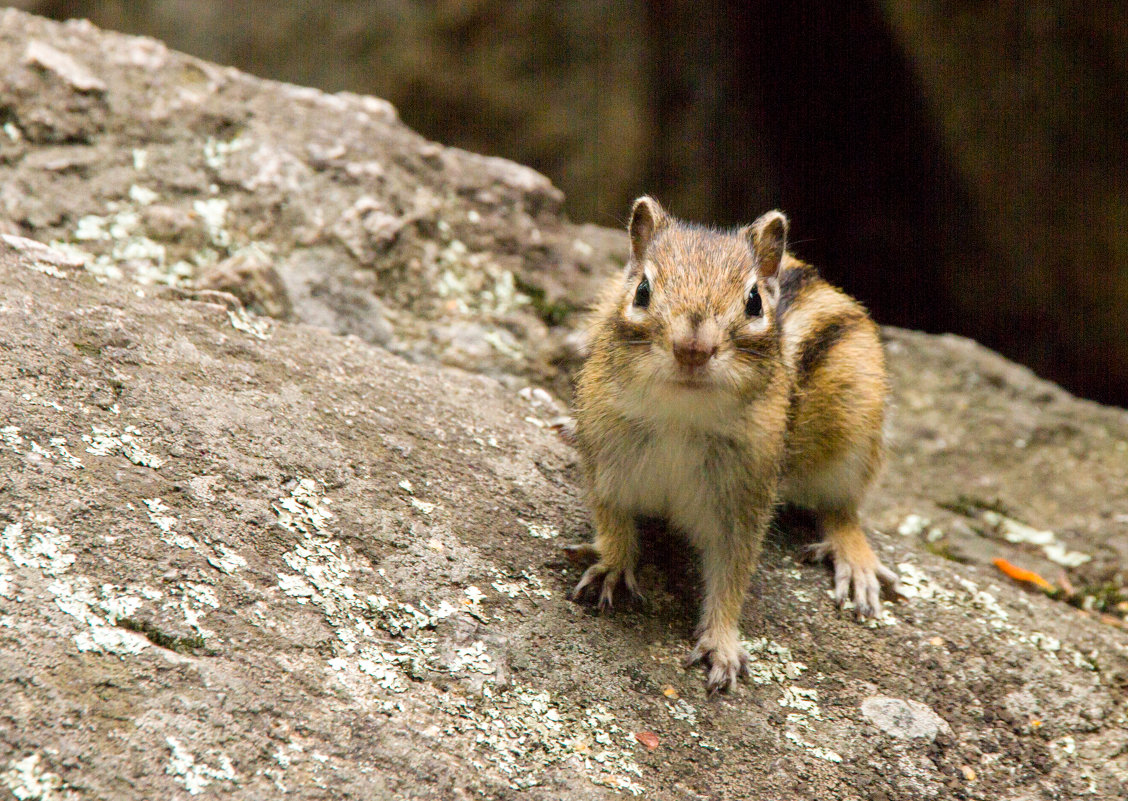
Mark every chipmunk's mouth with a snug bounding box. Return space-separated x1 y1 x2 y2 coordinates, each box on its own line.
660 355 720 391
667 372 714 390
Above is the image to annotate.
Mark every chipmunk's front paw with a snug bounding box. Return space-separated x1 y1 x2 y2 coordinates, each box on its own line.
806 540 902 619
685 631 749 695
571 561 640 612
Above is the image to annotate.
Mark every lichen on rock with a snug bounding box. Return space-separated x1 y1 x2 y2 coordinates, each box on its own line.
1 8 1127 801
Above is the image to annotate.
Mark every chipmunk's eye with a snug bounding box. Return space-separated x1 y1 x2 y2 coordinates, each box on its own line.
745 285 763 317
633 276 651 309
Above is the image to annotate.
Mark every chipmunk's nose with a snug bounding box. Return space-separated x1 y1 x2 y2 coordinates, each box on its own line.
672 319 720 370
673 340 716 369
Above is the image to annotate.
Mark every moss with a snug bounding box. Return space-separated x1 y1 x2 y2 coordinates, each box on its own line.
72 340 102 357
1065 582 1128 615
116 617 208 654
938 494 1015 519
924 540 970 563
513 276 577 327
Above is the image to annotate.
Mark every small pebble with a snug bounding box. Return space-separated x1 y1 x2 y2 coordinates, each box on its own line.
861 696 951 741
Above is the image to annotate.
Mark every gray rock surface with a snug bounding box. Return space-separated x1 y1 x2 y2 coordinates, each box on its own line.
861 696 952 741
0 8 622 393
2 9 1128 801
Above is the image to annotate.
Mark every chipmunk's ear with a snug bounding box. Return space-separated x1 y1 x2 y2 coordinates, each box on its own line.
628 196 667 265
742 210 789 282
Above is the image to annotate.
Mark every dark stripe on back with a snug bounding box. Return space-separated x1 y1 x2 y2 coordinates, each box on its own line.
796 312 865 385
776 264 819 318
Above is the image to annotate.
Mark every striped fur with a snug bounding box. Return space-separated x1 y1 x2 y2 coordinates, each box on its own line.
569 198 898 693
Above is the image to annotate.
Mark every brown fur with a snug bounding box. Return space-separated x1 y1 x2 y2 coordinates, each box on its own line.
569 197 899 693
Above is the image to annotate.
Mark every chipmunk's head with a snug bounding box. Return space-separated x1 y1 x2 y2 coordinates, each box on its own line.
608 196 787 404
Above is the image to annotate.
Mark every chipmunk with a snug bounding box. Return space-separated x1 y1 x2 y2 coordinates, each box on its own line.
568 197 900 693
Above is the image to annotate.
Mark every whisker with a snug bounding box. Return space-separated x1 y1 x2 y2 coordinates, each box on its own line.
733 347 787 367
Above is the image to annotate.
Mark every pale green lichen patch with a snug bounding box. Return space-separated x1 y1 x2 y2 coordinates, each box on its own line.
518 517 560 540
0 427 82 468
490 569 552 600
48 438 83 469
434 240 530 318
3 507 220 656
742 637 808 686
143 497 198 549
128 184 158 207
269 478 645 793
144 493 248 582
66 204 193 286
170 583 220 639
3 517 152 654
73 621 150 655
193 198 231 249
165 736 237 796
737 637 842 763
779 685 822 718
1 426 23 453
1 233 73 279
783 730 843 764
2 521 76 576
227 307 272 340
896 562 952 603
203 135 251 171
43 150 261 289
897 561 1098 669
436 691 645 795
2 753 76 801
274 478 334 533
82 425 165 468
206 545 247 574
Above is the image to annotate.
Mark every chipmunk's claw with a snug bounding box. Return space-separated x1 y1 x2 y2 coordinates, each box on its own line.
684 634 749 695
548 416 577 447
806 540 902 620
571 562 640 612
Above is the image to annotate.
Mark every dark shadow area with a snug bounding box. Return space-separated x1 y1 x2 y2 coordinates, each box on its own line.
641 0 1125 406
733 0 975 338
641 0 987 355
10 0 1128 405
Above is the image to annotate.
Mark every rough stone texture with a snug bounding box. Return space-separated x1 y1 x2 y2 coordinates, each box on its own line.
861 696 952 741
8 0 648 225
0 9 623 395
2 10 1128 801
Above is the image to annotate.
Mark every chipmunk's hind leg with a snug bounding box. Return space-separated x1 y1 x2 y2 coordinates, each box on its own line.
570 503 641 611
806 508 900 618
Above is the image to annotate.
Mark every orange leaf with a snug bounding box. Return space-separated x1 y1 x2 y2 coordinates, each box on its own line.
992 558 1055 592
634 731 660 750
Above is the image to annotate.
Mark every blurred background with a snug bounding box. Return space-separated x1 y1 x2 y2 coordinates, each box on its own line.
8 0 1128 407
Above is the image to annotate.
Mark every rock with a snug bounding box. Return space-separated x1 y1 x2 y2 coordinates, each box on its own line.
23 38 105 92
195 246 293 319
861 696 952 741
0 7 621 387
1 10 1128 801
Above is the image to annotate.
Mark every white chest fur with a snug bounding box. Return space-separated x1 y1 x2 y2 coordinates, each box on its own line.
591 425 733 545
